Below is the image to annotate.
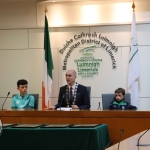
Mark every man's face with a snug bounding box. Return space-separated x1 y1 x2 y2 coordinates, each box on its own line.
17 84 28 95
66 70 76 86
115 92 125 102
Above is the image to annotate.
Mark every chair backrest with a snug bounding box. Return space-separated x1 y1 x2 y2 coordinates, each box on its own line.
31 94 39 109
86 86 91 100
102 93 131 110
12 94 39 109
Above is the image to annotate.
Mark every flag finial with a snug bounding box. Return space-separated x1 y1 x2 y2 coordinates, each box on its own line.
44 6 48 14
132 1 135 10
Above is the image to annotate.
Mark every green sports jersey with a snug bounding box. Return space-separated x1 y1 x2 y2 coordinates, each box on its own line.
12 93 34 109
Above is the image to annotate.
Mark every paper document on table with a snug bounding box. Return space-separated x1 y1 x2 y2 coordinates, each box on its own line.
57 107 72 111
3 124 17 127
41 124 72 128
70 124 100 128
11 124 42 128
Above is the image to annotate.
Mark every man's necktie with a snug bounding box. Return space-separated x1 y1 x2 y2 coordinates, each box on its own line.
69 87 73 105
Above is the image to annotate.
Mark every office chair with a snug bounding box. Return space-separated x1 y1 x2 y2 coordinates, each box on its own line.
12 94 39 109
102 93 131 109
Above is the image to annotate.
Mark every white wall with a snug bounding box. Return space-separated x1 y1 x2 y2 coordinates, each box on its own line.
0 0 150 110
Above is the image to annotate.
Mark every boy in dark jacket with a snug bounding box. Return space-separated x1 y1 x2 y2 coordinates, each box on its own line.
109 88 137 110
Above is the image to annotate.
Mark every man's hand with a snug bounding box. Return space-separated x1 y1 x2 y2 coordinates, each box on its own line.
44 106 55 110
71 105 79 109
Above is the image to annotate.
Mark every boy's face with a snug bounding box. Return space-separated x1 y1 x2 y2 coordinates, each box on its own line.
115 92 125 102
17 84 28 95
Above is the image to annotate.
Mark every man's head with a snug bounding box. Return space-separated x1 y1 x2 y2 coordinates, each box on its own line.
66 70 76 86
17 79 28 96
114 88 125 102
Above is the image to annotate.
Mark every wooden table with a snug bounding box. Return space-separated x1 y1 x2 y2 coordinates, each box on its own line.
106 129 150 150
1 109 150 144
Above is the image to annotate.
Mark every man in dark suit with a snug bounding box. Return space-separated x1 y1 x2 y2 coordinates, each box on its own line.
50 69 90 110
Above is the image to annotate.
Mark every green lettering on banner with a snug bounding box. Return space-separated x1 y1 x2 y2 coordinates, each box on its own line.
74 47 102 78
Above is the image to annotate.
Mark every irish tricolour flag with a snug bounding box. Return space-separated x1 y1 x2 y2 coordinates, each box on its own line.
128 10 140 108
42 15 54 109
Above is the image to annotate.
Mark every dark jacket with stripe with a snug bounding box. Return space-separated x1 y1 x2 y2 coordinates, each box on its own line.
109 99 137 110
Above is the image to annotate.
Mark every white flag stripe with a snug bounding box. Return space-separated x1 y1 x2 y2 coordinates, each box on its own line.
128 10 140 108
43 61 52 107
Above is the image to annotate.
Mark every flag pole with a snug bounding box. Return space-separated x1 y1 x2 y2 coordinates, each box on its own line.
42 6 53 109
44 6 48 14
128 1 140 108
42 6 48 109
132 1 135 10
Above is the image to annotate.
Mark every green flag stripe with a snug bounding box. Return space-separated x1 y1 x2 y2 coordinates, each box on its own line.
44 15 54 79
129 49 138 63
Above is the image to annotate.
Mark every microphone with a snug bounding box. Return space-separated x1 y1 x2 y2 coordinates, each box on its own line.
97 102 101 110
2 92 10 110
59 94 64 111
118 129 124 150
136 128 150 146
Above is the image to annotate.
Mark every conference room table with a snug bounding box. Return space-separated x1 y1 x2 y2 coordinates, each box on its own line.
106 129 150 150
0 124 110 150
1 109 150 144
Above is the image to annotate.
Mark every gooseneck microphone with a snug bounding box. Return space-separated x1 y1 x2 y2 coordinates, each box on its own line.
118 129 124 150
60 94 64 111
2 92 10 110
97 102 101 110
136 128 150 146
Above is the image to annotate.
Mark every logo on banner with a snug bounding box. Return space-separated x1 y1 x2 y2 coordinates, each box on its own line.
74 46 102 78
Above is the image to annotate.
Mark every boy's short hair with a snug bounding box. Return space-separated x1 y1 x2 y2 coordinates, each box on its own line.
115 88 125 95
17 79 28 87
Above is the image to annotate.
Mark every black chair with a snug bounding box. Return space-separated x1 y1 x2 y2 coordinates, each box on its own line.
12 94 39 109
86 86 91 100
102 93 131 110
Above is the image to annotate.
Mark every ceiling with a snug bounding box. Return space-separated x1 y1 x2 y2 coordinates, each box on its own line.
37 0 148 2
0 0 147 2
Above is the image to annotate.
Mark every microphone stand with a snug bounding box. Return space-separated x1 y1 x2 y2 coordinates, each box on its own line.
1 92 10 110
118 129 124 150
136 128 150 146
97 102 101 110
